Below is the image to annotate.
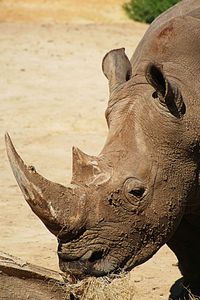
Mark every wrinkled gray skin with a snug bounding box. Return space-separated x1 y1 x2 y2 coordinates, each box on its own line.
5 0 200 298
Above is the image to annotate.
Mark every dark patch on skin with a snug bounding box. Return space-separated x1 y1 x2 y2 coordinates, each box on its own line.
152 21 176 55
158 23 174 39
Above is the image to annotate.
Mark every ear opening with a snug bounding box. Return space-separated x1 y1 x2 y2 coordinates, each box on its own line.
126 68 132 81
145 62 186 118
146 63 167 98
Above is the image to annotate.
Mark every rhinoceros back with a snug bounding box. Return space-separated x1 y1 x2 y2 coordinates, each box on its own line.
131 0 200 74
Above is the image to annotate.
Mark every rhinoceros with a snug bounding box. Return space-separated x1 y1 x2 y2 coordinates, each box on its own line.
5 0 200 298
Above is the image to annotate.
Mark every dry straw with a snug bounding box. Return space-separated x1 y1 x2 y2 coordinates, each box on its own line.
188 291 200 300
65 273 136 300
64 274 200 300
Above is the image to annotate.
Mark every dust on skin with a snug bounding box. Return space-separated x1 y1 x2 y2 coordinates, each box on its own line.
0 1 181 299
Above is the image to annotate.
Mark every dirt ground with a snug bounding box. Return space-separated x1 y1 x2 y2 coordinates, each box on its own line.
0 1 181 299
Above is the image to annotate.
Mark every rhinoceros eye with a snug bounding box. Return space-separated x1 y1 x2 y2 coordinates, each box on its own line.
124 178 146 204
128 187 145 198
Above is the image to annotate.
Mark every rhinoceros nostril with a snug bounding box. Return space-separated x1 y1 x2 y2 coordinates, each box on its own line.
88 250 104 263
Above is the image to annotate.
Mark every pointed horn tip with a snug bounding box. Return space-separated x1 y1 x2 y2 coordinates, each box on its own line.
72 146 92 168
72 146 80 159
72 146 86 158
5 132 11 144
72 146 78 153
5 132 15 157
4 132 27 171
5 132 16 154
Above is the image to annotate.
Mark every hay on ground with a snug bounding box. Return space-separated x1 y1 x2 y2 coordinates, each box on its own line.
65 273 136 300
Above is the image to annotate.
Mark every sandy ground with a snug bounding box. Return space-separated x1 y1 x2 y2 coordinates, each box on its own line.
0 1 181 299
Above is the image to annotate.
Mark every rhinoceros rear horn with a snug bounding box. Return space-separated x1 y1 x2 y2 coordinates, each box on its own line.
102 48 132 94
145 63 186 118
5 133 86 237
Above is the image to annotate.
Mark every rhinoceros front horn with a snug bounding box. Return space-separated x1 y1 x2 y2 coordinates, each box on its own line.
5 133 87 237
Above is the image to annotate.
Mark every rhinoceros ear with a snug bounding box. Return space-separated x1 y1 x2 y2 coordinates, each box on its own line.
145 63 186 118
102 48 132 95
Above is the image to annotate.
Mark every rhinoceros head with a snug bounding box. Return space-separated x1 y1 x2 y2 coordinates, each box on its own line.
6 48 199 279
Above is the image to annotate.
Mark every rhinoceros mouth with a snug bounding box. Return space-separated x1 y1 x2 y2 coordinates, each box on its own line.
59 237 157 279
57 227 144 278
58 247 121 278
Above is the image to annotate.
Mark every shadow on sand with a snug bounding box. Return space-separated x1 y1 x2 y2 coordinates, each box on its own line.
169 277 200 300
